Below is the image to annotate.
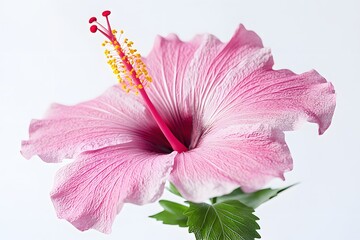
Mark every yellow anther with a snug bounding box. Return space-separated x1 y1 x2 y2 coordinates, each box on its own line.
101 31 152 94
102 41 109 47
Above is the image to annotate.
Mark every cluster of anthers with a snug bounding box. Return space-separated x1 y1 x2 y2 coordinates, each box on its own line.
89 10 152 95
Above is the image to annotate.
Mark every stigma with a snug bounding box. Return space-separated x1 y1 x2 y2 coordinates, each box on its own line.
89 10 152 95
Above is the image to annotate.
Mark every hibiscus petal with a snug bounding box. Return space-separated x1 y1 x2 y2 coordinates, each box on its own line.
144 25 271 146
21 85 155 162
189 45 274 147
227 69 336 134
146 25 265 109
144 34 203 131
185 25 335 136
169 124 292 202
189 24 268 99
51 144 176 233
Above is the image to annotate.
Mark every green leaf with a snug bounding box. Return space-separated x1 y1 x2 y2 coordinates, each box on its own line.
217 184 296 209
149 200 188 227
167 182 183 197
185 200 260 240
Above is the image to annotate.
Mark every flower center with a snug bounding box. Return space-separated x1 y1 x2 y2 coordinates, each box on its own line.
89 10 188 153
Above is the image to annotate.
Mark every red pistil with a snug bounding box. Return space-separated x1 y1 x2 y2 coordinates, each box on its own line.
101 10 112 36
102 10 111 17
89 17 97 24
89 25 97 33
89 11 188 153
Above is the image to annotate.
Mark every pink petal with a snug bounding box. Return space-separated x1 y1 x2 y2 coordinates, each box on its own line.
144 25 269 146
143 34 204 141
189 24 268 98
51 144 176 233
145 34 202 111
186 25 335 135
21 85 156 162
229 69 336 134
189 32 273 145
169 124 292 202
144 25 334 145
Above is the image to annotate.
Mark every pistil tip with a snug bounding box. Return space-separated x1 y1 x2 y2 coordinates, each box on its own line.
102 10 111 17
89 17 97 24
90 25 98 33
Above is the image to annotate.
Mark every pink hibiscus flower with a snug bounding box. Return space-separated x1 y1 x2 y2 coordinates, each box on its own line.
21 11 335 233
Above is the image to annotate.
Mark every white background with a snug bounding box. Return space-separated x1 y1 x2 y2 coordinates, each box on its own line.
1 0 359 239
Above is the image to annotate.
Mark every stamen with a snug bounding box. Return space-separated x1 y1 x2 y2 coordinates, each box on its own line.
89 11 188 153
